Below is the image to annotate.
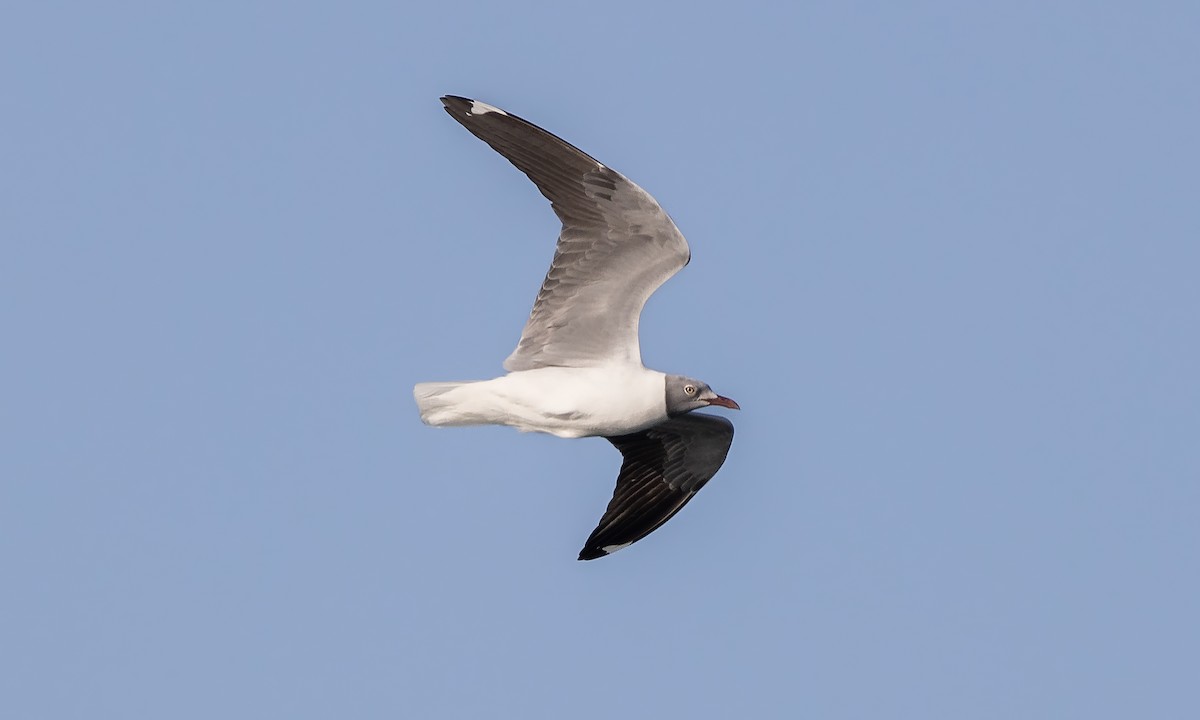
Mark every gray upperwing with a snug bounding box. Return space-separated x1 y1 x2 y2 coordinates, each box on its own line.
579 414 735 561
441 96 690 371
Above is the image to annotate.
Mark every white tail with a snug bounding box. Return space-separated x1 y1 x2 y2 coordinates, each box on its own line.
413 380 492 427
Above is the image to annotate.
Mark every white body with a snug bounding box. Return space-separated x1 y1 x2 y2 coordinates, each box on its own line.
414 366 668 439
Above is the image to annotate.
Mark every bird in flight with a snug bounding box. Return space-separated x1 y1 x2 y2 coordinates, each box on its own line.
415 96 739 560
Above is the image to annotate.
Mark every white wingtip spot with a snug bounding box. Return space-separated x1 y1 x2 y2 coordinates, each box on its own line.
601 542 633 555
469 100 506 116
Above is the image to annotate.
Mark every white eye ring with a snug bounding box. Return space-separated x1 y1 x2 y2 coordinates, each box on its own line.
684 385 696 395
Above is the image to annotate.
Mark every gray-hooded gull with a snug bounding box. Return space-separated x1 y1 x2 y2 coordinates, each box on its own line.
415 96 739 561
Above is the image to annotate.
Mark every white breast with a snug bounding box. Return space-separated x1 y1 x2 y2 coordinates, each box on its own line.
484 366 668 438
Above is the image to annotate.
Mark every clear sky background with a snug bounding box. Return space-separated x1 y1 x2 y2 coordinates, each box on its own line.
3 2 1198 718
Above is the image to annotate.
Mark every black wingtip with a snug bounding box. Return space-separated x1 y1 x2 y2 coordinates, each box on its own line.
578 546 607 561
440 95 470 112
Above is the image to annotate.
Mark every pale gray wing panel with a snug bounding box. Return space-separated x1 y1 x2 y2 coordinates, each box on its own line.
441 96 689 371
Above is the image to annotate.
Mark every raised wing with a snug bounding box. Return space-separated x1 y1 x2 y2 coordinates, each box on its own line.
441 96 690 371
580 414 735 560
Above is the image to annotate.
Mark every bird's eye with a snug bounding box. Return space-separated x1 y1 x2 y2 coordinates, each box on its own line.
684 385 696 395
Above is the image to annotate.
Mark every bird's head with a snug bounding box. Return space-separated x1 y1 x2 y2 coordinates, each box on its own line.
665 375 740 416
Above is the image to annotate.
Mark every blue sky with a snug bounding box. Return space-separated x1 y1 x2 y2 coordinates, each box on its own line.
3 2 1198 718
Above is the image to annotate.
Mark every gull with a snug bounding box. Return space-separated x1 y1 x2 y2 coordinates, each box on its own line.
415 96 740 560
